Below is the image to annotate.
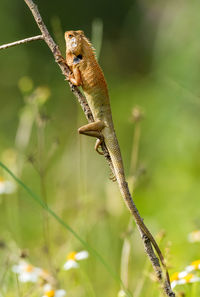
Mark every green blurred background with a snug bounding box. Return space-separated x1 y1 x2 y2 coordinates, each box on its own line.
0 0 200 296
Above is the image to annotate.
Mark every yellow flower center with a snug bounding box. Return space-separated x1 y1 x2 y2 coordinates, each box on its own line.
0 177 5 183
67 251 77 260
191 260 200 270
183 273 194 283
45 290 55 297
25 264 34 272
171 272 179 281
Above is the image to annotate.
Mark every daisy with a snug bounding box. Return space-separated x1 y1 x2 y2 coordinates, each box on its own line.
0 176 16 194
185 259 200 272
12 260 41 283
171 271 188 282
42 284 66 297
171 271 187 289
63 250 89 270
172 273 200 289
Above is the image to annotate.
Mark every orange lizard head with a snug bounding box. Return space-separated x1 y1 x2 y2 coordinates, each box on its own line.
65 30 84 55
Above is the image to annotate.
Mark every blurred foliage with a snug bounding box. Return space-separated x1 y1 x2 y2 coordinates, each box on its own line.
0 0 200 296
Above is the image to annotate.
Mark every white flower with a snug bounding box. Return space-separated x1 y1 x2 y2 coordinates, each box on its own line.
188 230 200 243
177 271 188 278
74 251 89 260
185 260 200 272
64 260 79 270
42 284 66 297
63 250 89 270
171 279 184 289
171 272 200 289
12 260 41 283
0 177 16 194
118 289 127 297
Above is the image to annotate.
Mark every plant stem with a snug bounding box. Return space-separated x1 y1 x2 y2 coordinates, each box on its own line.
0 35 43 50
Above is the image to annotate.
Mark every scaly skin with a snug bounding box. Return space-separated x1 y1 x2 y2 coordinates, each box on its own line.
64 30 170 285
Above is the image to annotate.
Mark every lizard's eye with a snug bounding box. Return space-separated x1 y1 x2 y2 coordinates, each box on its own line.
68 34 73 38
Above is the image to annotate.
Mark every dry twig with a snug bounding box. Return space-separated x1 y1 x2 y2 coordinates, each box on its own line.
0 35 43 50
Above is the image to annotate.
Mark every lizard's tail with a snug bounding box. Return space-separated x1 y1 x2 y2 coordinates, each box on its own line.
105 135 171 287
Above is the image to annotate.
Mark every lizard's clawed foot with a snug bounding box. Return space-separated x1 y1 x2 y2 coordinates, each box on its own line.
95 138 104 155
55 53 66 64
64 74 72 82
109 172 117 182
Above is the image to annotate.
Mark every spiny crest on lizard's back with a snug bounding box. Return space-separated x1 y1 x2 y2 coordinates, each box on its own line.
81 33 97 59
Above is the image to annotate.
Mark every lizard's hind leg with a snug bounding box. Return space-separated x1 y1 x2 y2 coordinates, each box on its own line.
78 120 105 155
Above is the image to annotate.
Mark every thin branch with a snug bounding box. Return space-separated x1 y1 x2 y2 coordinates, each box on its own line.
0 35 43 50
2 0 175 296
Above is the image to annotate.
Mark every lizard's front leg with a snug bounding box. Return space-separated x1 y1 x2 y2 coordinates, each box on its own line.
65 54 83 86
55 53 81 86
67 67 82 86
78 120 105 155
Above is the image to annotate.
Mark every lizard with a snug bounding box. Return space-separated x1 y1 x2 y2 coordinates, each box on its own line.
64 30 171 287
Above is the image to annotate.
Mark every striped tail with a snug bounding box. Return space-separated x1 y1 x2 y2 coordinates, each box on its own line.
105 133 171 287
